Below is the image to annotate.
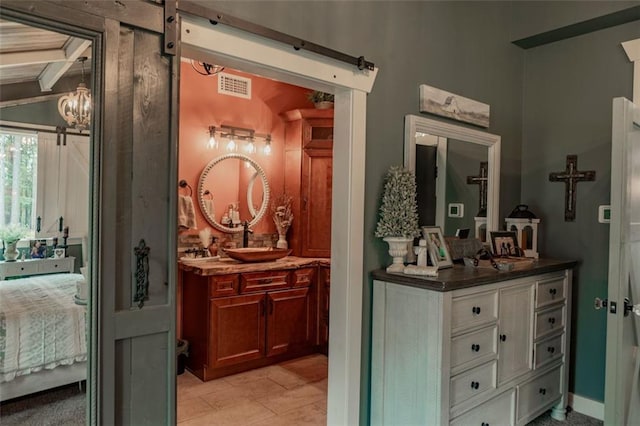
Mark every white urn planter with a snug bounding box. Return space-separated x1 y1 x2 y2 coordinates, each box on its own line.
3 241 19 262
383 236 413 273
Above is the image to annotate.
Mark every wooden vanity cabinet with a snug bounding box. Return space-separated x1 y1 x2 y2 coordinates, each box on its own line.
318 265 330 354
283 109 333 258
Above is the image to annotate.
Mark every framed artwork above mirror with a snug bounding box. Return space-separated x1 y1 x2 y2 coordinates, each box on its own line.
404 114 501 240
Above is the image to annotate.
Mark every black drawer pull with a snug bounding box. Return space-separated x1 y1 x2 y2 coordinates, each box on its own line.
472 306 481 315
471 344 480 352
500 334 507 342
258 278 273 284
549 288 557 296
548 317 556 325
539 387 547 395
470 381 480 390
547 346 556 354
481 423 490 426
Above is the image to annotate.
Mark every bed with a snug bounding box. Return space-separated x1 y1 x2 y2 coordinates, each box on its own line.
0 273 87 401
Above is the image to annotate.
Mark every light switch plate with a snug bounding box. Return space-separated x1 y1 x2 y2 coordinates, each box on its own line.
448 203 464 218
598 205 611 223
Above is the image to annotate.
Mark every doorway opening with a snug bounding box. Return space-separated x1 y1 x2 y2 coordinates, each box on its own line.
0 16 96 425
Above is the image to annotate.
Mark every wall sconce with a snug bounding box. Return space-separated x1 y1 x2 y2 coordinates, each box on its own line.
207 124 271 155
58 56 91 131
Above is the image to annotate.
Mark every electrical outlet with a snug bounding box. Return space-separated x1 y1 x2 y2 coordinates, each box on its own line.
598 205 611 223
448 203 464 218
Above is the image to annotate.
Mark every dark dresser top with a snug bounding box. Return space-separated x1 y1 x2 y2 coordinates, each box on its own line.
372 258 577 292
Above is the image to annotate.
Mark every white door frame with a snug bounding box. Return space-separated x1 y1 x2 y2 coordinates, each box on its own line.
181 16 378 425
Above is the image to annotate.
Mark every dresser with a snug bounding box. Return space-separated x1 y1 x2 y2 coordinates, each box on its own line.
371 259 575 426
0 257 75 280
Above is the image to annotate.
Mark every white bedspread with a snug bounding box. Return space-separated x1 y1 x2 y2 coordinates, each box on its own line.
0 273 86 383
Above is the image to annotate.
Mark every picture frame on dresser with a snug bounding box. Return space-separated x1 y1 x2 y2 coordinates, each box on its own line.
422 226 453 269
490 231 521 257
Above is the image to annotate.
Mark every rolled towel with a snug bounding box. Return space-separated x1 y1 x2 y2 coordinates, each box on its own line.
178 195 198 229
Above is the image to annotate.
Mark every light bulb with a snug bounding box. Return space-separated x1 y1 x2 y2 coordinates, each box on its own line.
226 139 236 151
263 142 272 155
207 135 217 149
245 141 256 154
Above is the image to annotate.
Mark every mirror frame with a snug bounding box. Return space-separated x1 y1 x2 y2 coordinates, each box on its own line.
197 153 271 233
404 114 501 236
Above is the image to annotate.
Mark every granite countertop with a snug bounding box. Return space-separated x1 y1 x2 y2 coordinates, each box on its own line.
372 258 577 292
179 256 330 276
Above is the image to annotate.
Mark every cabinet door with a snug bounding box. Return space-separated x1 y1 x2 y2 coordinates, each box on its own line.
300 149 332 257
266 287 313 356
318 266 330 352
498 283 534 384
210 293 265 368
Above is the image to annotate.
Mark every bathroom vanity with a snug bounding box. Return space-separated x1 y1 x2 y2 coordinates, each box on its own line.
179 256 330 380
371 259 576 426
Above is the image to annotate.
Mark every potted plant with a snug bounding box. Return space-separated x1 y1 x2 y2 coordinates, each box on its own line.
271 193 293 249
375 166 421 272
307 90 334 109
0 223 28 262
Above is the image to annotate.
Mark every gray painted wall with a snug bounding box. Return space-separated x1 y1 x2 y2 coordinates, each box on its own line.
521 19 640 401
1 99 69 127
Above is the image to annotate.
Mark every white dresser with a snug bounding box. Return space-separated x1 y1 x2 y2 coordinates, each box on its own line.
0 257 75 280
371 259 575 426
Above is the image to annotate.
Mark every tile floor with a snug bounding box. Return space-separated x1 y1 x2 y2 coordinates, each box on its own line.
177 354 328 425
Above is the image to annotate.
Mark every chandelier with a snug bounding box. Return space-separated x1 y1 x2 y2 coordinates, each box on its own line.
58 57 91 131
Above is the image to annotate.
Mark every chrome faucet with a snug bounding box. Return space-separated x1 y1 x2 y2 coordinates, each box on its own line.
242 221 253 248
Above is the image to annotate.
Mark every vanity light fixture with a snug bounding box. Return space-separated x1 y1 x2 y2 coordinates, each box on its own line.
57 57 91 131
263 137 272 155
207 126 218 149
226 137 237 152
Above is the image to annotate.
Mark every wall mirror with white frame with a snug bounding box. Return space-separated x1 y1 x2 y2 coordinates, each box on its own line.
404 114 500 241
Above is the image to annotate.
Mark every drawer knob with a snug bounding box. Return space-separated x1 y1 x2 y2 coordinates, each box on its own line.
481 423 490 426
500 334 507 342
549 288 557 296
470 381 480 390
547 346 555 354
548 317 556 325
539 387 547 395
471 344 480 352
472 306 481 315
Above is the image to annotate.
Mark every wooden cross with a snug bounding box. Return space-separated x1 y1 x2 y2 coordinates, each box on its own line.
467 161 488 216
549 155 595 221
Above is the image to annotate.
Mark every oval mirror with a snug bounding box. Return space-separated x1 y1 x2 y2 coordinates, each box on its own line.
197 153 271 233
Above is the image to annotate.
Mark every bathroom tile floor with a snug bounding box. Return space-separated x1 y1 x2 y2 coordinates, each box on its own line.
177 354 328 425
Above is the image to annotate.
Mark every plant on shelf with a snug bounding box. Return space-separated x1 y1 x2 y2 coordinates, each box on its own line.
0 223 29 262
307 90 335 109
375 166 420 272
271 193 293 249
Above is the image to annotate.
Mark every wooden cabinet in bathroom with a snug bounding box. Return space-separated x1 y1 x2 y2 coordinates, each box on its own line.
283 108 333 258
181 259 324 381
318 265 330 354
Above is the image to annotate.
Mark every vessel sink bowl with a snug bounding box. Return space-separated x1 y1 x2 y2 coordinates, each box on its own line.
223 247 291 263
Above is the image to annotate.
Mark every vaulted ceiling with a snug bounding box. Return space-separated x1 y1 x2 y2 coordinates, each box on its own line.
0 19 92 108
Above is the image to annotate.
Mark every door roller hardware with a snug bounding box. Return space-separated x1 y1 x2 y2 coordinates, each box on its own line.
623 298 640 317
594 297 608 310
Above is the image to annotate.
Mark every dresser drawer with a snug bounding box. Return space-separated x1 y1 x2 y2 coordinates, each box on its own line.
450 388 514 426
38 258 74 274
451 290 498 333
534 306 565 340
240 270 289 293
2 261 39 276
450 360 497 408
291 267 314 288
534 334 564 369
517 367 562 423
536 276 565 308
209 274 239 298
451 325 498 373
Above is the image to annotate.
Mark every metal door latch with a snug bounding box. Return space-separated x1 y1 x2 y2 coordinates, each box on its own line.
594 297 608 310
623 298 640 317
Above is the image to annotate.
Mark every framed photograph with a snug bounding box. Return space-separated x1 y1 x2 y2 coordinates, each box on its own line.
419 84 490 128
490 231 521 257
422 226 453 269
29 239 47 259
53 247 66 259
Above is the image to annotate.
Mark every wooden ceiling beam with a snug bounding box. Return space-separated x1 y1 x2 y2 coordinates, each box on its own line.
38 37 91 91
0 49 66 68
0 74 90 108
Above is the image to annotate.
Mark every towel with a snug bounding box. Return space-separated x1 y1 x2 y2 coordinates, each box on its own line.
178 195 197 230
203 199 215 217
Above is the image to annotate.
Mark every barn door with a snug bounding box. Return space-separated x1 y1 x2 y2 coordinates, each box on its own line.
98 19 176 425
604 97 640 425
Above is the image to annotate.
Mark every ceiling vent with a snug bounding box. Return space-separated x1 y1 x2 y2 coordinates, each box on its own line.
218 73 251 99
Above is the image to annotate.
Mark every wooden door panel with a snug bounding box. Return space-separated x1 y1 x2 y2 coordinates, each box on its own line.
210 294 265 367
267 288 312 356
301 150 332 257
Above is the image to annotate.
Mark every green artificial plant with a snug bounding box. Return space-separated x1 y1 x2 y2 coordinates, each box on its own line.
0 223 28 244
375 166 421 239
307 90 334 104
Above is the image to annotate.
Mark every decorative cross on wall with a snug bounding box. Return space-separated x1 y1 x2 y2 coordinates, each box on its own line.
548 155 595 221
467 161 488 216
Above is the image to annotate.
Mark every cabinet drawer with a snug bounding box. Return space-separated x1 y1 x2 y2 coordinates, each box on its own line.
534 334 564 369
451 325 497 373
2 261 39 276
450 388 514 426
534 306 565 340
209 274 239 298
291 267 314 288
451 290 498 333
240 271 289 293
450 360 497 408
536 276 565 308
517 367 562 423
38 258 73 274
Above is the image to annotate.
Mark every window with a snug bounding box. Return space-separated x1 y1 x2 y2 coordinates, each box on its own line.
0 129 37 235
